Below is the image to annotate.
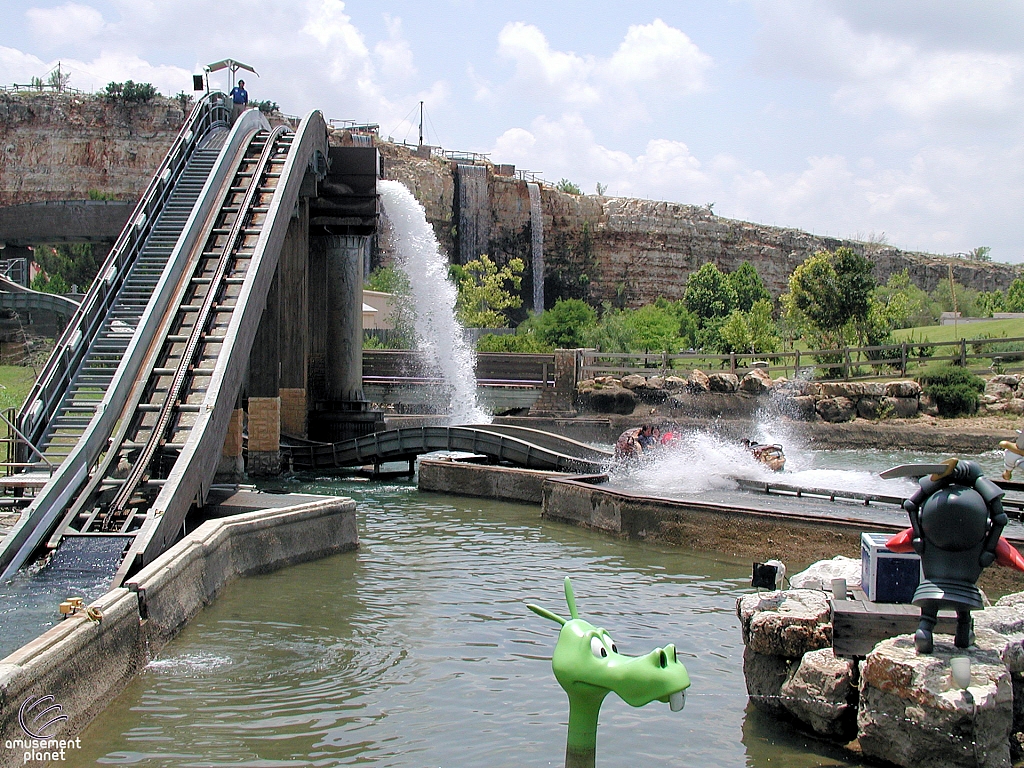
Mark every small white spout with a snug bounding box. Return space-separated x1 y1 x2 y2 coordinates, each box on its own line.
670 690 685 712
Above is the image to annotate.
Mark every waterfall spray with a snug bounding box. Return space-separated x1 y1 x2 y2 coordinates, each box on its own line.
378 180 490 425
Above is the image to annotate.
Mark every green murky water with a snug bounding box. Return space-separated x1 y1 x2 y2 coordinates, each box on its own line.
62 478 868 767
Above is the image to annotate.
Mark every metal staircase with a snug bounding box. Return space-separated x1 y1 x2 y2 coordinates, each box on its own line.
37 143 225 466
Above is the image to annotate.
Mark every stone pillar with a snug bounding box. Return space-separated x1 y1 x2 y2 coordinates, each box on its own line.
215 408 244 481
247 397 281 476
279 198 308 437
308 234 383 442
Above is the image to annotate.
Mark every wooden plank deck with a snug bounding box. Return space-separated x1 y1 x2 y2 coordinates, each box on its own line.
832 588 959 658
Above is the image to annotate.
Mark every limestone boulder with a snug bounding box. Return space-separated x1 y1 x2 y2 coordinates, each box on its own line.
620 374 648 390
578 386 636 415
780 647 858 740
1004 399 1024 416
995 591 1024 609
882 395 920 419
663 375 687 392
920 393 940 417
777 379 816 397
743 646 793 715
862 381 887 397
740 368 773 394
820 382 865 399
786 395 818 421
885 380 922 398
645 376 666 390
816 396 856 423
857 397 882 420
991 374 1020 390
790 556 862 590
736 589 832 658
594 375 621 387
708 372 740 393
858 635 1013 768
986 381 1015 401
688 370 710 393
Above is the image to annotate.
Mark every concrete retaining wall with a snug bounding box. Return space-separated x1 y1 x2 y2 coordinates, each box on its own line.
418 458 575 504
541 477 898 562
0 496 356 767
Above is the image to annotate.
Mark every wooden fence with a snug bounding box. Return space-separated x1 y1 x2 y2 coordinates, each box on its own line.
363 350 555 386
578 336 1024 382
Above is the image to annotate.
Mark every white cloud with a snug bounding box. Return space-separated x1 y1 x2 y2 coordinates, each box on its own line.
490 112 1024 258
374 14 416 82
754 0 1024 120
495 19 711 120
26 2 105 47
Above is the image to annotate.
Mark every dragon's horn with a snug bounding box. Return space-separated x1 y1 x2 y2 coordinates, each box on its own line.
564 576 579 620
527 603 567 626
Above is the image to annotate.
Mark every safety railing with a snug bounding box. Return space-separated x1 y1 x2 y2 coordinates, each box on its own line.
16 92 231 450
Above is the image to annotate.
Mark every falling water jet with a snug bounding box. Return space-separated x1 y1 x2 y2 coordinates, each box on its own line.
378 180 491 425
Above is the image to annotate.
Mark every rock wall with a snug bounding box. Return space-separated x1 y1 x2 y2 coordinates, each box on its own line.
375 143 1022 304
5 98 1019 299
0 92 188 206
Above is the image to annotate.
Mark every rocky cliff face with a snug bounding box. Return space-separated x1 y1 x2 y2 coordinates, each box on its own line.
0 92 186 206
5 97 1018 300
378 141 1021 303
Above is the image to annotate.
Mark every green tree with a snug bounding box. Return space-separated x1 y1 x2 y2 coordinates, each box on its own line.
872 269 935 329
33 243 103 292
1006 277 1024 312
969 246 992 262
556 179 582 195
683 263 736 323
728 261 771 312
718 300 780 354
623 304 684 353
449 254 524 328
105 81 158 103
783 247 875 346
533 298 597 348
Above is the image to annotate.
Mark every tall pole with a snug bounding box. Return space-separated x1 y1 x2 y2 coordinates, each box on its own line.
419 101 424 147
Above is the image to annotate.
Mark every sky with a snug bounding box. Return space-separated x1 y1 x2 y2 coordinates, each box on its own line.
3 0 1024 262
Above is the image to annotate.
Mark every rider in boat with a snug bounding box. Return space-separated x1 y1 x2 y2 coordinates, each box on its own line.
742 439 786 472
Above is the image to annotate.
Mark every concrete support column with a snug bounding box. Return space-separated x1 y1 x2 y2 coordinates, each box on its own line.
247 397 281 475
248 268 281 475
216 407 245 481
279 199 309 437
308 234 382 442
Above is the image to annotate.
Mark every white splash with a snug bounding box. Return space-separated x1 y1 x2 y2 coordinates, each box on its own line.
378 180 490 425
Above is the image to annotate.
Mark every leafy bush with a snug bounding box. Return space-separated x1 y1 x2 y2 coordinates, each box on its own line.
555 179 582 195
917 365 985 417
476 332 549 353
256 100 279 113
104 81 158 103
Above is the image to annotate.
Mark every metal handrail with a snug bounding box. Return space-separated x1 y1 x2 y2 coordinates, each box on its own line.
17 92 230 449
0 409 54 474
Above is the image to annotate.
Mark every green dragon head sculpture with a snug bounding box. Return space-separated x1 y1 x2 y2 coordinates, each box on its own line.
527 577 691 768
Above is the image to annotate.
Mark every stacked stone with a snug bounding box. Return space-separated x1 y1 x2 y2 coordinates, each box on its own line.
737 587 1024 768
982 375 1024 416
576 372 927 422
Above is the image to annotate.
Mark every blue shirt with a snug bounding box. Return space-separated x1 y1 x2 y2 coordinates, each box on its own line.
230 86 248 105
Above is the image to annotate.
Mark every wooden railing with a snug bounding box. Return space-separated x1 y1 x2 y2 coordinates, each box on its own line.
362 350 556 387
578 336 1024 381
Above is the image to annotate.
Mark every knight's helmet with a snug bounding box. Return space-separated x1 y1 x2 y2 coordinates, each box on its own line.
916 480 990 604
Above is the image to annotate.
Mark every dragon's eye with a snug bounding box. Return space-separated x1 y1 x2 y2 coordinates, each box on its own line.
590 636 608 658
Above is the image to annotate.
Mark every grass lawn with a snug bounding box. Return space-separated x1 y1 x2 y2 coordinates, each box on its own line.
892 318 1024 344
0 365 36 413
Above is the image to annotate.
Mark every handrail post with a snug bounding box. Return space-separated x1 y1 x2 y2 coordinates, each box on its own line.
795 349 800 378
730 352 736 374
844 348 851 380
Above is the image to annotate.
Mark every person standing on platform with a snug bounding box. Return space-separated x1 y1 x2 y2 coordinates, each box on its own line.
229 79 248 123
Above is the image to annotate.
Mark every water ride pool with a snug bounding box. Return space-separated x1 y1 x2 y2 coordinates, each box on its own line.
63 480 871 767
